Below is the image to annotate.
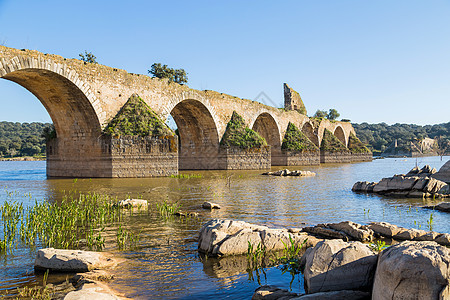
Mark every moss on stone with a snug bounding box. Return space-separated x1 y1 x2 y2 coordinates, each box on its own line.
320 129 348 152
103 94 174 137
220 111 267 149
348 133 371 154
281 122 318 152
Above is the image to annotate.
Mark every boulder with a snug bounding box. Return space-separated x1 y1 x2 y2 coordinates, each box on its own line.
423 177 448 194
252 285 298 300
405 166 420 177
433 160 450 183
302 226 349 241
411 177 429 191
35 248 119 272
116 199 148 209
368 222 402 238
393 228 424 240
327 221 373 242
303 240 377 294
372 241 450 300
435 233 450 246
198 219 267 256
202 201 221 209
414 230 440 242
198 219 320 257
260 229 314 252
292 290 370 299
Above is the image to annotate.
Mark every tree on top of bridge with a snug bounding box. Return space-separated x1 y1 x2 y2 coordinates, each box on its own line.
79 51 98 64
220 111 267 149
103 94 174 137
148 63 188 84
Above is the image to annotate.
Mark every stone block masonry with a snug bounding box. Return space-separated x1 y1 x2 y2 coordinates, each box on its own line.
218 146 271 170
0 46 370 177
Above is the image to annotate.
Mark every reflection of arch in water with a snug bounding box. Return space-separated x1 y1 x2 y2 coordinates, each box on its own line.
0 57 104 177
301 122 319 147
333 125 347 146
251 112 281 165
169 99 220 170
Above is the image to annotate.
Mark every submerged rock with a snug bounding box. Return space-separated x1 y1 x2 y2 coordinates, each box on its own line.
303 239 377 294
372 241 450 300
425 201 450 213
115 199 148 209
35 248 119 272
202 201 221 209
262 169 316 177
252 285 298 300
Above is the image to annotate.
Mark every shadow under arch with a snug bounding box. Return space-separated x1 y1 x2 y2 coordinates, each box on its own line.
1 68 104 177
170 99 220 170
252 112 281 165
302 122 319 147
333 125 347 146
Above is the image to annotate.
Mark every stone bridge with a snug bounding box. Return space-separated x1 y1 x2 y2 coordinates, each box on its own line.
0 46 369 177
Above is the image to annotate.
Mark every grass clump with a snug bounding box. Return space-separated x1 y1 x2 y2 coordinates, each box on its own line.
0 192 146 254
348 133 371 154
220 111 267 149
320 129 348 152
281 122 318 152
103 94 174 137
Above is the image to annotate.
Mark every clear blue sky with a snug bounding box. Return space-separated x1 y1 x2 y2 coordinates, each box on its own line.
0 0 449 125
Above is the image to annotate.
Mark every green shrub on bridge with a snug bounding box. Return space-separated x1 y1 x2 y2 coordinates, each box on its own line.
348 133 371 153
220 111 267 149
103 94 174 137
281 122 318 152
320 129 348 152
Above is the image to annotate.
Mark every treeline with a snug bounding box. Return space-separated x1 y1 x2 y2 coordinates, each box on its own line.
0 121 51 157
352 122 450 155
1 121 449 158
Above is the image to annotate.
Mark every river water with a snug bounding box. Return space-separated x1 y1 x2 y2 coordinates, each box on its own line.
0 156 449 299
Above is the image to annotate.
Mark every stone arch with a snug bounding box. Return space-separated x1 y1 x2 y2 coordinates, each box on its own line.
161 91 223 137
0 55 105 177
333 125 347 146
252 112 282 165
169 99 220 170
301 122 319 147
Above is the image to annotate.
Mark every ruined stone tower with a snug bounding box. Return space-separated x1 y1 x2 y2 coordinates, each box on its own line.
284 83 307 115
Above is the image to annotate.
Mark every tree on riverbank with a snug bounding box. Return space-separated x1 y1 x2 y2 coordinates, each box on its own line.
0 121 49 157
353 122 450 155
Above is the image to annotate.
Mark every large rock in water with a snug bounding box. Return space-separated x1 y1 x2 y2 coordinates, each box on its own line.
303 239 377 294
198 219 320 257
35 248 119 272
372 241 450 300
433 160 450 184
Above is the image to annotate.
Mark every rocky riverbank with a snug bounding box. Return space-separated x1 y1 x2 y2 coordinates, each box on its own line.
198 219 450 299
352 165 449 198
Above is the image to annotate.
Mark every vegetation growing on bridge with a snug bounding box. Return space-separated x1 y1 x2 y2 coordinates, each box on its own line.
347 133 371 153
103 94 174 137
220 111 267 149
148 63 188 84
320 129 349 152
281 122 318 152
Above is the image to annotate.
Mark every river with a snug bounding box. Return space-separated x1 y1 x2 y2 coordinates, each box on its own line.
0 156 449 299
